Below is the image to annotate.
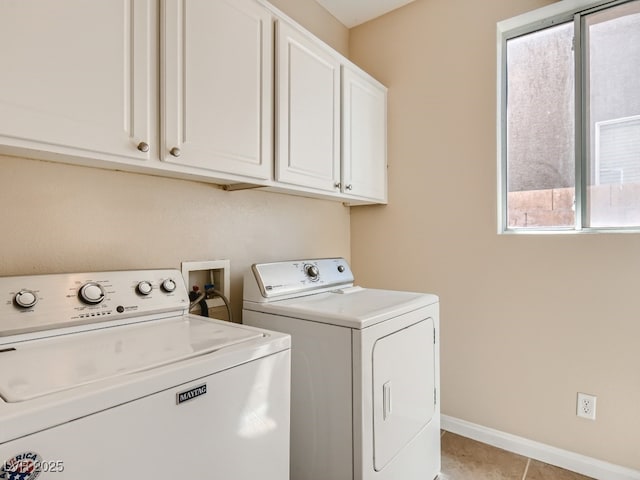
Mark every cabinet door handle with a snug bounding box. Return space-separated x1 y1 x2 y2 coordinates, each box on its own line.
334 182 341 189
345 184 353 191
170 147 181 157
137 142 150 153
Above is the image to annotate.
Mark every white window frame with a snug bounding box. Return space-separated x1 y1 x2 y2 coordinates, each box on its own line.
497 0 640 234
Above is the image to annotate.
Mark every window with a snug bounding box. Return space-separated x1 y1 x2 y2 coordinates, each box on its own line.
498 0 640 232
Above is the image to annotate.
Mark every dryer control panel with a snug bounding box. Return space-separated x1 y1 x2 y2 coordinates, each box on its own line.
248 258 354 300
0 269 189 340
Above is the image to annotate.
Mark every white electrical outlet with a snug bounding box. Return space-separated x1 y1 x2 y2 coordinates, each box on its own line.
577 392 597 420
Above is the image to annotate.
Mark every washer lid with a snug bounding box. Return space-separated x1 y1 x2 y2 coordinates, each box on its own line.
244 287 438 329
0 316 263 403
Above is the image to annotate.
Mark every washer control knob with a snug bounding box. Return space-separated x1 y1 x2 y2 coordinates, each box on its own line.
161 278 177 293
14 289 38 309
337 265 345 273
304 264 320 280
137 281 153 296
79 282 105 305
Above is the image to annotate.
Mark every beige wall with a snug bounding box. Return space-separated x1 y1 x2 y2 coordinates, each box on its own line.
0 0 350 322
350 0 640 471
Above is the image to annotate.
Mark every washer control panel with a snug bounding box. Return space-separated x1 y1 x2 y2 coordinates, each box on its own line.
251 258 354 299
0 269 189 339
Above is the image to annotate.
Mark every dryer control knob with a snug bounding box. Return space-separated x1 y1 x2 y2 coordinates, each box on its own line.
161 278 177 293
304 264 320 280
14 289 38 309
137 281 153 295
79 282 105 305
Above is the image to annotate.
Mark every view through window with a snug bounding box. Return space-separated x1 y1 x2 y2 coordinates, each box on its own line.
586 2 640 227
506 23 575 228
501 0 640 231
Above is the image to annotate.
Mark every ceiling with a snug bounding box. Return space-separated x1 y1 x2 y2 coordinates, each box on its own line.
315 0 417 28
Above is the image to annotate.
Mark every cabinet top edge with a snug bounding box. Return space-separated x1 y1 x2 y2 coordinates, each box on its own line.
256 0 387 90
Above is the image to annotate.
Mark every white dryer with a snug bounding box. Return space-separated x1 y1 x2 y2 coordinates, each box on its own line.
243 258 440 480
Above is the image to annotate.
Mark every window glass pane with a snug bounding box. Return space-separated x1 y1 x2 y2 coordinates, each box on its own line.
506 23 575 228
585 1 640 228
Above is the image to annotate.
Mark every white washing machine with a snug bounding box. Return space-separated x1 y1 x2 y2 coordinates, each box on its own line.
0 269 290 480
243 258 440 480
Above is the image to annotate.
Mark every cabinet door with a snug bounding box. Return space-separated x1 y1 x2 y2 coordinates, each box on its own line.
162 0 272 180
0 0 152 162
275 20 341 192
342 66 388 203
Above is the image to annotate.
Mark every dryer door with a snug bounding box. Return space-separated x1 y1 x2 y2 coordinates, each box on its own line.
372 318 435 471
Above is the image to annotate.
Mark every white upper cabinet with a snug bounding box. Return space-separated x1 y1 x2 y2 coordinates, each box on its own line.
0 0 152 163
0 0 387 204
162 0 273 180
275 19 341 193
341 65 388 203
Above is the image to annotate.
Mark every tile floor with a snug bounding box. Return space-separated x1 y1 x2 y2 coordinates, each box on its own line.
438 431 595 480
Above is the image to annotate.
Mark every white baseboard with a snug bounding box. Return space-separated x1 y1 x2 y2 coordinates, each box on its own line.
441 415 640 480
